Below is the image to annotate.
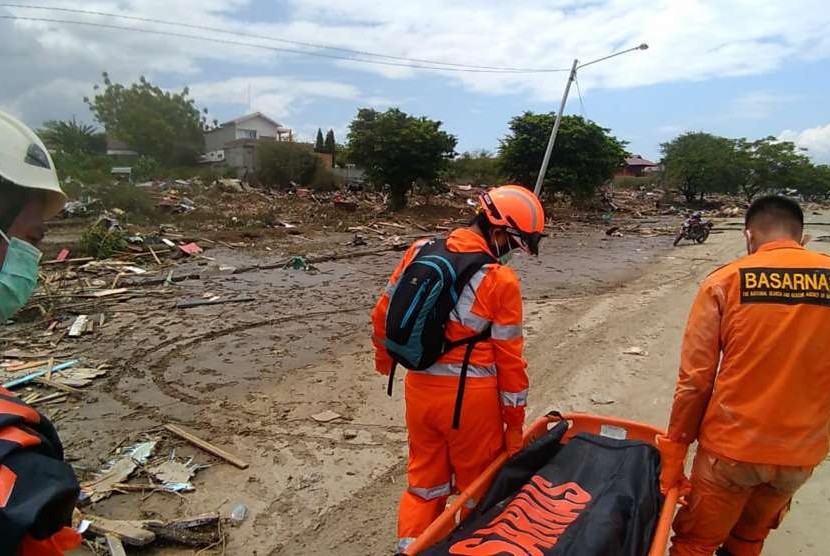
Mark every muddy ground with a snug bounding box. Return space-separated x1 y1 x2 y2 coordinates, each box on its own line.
8 208 829 555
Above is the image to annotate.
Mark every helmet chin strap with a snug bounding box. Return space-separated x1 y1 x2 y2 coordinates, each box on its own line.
488 229 510 259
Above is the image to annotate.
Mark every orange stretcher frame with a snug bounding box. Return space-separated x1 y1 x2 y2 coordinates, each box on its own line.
404 412 681 555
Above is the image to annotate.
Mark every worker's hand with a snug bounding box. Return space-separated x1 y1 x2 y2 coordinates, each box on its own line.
656 434 690 496
374 353 393 376
505 426 524 457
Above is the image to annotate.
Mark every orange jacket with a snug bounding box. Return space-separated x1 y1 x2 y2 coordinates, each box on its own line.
668 240 830 466
372 228 529 428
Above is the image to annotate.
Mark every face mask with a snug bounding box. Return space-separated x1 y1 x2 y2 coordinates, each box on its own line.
499 251 514 265
0 230 42 322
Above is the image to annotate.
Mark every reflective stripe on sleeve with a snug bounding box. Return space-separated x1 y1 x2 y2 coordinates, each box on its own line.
408 481 452 501
491 323 522 340
500 389 528 407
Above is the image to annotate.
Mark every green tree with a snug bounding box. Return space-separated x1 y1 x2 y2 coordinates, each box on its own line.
324 129 336 157
334 142 351 167
735 137 811 201
499 112 626 199
795 163 830 199
449 150 504 185
347 108 457 209
257 142 336 190
315 128 325 152
84 72 206 165
39 118 105 155
661 132 742 202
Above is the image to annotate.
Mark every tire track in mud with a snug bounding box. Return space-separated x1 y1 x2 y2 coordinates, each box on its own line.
104 305 373 412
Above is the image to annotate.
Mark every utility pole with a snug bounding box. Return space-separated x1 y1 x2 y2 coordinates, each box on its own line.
533 44 649 197
534 58 578 196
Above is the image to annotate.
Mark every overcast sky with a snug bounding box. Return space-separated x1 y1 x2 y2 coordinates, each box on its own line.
2 0 829 163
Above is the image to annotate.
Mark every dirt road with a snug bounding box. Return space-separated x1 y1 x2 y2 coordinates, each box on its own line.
279 216 830 556
50 215 829 555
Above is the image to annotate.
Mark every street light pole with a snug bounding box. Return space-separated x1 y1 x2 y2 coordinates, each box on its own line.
534 58 578 196
533 44 649 197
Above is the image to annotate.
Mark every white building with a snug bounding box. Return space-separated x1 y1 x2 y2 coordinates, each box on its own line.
202 112 292 166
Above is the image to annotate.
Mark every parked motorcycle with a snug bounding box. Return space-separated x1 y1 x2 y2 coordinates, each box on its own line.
674 218 713 246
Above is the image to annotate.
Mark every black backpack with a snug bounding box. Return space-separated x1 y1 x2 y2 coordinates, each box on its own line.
384 238 495 428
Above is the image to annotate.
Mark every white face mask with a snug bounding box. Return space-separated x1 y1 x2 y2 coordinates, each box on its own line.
499 251 514 265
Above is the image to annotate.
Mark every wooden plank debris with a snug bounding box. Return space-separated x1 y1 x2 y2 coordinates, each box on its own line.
85 515 156 546
164 423 249 469
174 297 255 309
105 535 128 556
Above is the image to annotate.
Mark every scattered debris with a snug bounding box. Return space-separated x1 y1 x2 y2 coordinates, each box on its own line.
105 534 128 556
179 242 204 256
68 315 91 337
284 256 319 273
623 346 649 356
148 457 202 493
82 441 158 502
164 423 249 469
175 297 256 309
311 409 343 423
229 503 248 526
84 515 156 546
590 394 616 406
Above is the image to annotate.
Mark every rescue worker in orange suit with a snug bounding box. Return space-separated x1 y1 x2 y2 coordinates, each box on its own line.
658 195 830 556
372 185 545 553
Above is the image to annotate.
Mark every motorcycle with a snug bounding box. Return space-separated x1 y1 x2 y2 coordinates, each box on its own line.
674 219 713 246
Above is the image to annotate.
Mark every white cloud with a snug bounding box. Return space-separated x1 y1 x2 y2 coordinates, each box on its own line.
189 76 361 119
779 123 830 164
729 91 804 120
3 0 830 125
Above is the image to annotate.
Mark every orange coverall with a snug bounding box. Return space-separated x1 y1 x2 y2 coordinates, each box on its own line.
372 228 529 550
667 240 830 556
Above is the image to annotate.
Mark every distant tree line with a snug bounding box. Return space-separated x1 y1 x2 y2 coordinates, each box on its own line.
661 132 830 202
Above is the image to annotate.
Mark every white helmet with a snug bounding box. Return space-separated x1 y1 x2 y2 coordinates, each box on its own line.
0 111 66 218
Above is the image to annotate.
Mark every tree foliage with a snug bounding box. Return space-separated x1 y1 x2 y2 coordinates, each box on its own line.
734 137 811 201
449 150 504 185
315 128 325 152
39 118 105 155
324 129 336 157
347 108 457 209
499 112 626 199
84 72 206 166
257 142 337 191
660 132 744 201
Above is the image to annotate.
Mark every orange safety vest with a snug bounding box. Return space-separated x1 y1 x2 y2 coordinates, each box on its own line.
372 228 529 427
669 240 830 466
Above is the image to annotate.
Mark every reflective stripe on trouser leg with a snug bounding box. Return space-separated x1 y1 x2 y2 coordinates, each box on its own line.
397 537 416 552
408 482 452 501
500 389 528 407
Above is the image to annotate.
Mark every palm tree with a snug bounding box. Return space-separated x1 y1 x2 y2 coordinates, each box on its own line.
39 118 104 154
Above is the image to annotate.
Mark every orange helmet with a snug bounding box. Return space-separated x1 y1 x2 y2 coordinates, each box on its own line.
478 185 546 255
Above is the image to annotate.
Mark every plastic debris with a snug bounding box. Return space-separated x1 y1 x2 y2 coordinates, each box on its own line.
229 503 248 525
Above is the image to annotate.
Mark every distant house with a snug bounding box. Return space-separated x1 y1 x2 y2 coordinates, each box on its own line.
616 155 660 177
106 136 139 157
203 112 292 170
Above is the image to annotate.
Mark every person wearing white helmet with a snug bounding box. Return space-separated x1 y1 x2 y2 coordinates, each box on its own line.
0 112 81 553
0 110 67 322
